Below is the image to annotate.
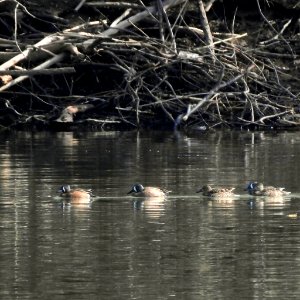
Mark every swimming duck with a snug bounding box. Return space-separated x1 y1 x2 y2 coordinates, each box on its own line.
245 181 290 197
128 183 170 198
197 185 235 197
58 185 93 203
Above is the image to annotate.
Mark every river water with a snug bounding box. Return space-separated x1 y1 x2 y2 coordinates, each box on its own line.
0 130 300 299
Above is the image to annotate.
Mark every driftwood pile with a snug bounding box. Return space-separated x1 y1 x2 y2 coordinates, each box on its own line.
0 0 299 130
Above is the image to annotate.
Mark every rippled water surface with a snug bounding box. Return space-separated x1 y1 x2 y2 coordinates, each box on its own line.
1 130 300 299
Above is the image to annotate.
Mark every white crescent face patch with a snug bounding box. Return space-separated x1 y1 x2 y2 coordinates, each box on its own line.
132 184 144 193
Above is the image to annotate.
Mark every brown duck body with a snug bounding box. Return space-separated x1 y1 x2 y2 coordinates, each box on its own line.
58 185 93 204
197 185 235 197
245 182 290 197
128 184 170 198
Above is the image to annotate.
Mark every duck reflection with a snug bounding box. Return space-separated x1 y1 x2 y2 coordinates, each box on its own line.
60 197 93 210
206 196 236 208
132 197 166 218
197 184 237 208
246 196 289 210
56 132 79 147
261 196 288 207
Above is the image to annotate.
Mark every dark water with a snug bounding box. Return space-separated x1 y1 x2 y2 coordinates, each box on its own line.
0 130 300 299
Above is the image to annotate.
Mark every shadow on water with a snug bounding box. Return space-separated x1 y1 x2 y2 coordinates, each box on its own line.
0 130 300 299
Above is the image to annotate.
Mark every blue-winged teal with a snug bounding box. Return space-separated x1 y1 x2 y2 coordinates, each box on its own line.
58 185 93 203
245 181 290 197
197 185 235 197
128 183 170 198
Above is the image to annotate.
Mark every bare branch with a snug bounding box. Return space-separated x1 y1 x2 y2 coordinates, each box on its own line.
197 0 215 60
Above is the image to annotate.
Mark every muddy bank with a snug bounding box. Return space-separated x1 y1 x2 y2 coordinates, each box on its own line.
0 0 299 131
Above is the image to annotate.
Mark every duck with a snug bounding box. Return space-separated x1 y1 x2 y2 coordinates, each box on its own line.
245 181 290 197
58 185 93 204
127 183 170 198
197 185 235 197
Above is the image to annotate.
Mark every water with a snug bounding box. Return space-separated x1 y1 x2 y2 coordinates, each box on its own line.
0 130 300 299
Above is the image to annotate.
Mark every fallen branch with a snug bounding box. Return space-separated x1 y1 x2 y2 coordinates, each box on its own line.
0 53 66 92
82 0 187 48
0 35 66 71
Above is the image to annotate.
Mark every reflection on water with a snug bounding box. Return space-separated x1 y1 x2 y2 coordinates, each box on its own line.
0 130 300 299
132 197 166 219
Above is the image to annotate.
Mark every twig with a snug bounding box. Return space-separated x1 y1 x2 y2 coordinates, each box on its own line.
85 2 144 9
111 9 132 27
258 110 292 124
157 0 165 45
249 49 297 59
197 0 215 60
182 64 255 121
5 99 22 115
0 67 75 76
256 0 294 55
74 0 87 11
195 33 247 50
205 0 216 12
13 3 22 53
157 0 177 52
64 21 106 32
260 19 292 45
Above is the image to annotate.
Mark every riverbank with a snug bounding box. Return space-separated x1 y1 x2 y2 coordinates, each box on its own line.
0 0 299 131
